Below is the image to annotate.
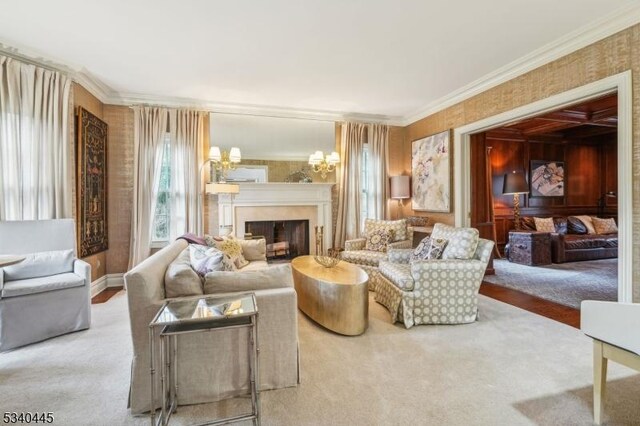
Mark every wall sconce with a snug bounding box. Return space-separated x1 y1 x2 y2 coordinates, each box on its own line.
502 170 529 230
308 151 340 179
390 176 410 219
209 146 241 182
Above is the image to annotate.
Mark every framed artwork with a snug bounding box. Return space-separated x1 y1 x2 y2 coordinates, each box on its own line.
530 160 565 197
411 130 451 212
77 107 109 257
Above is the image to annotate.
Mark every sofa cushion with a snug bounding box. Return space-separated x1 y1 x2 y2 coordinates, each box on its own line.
205 236 249 269
239 238 267 261
567 216 588 234
604 237 618 248
553 217 568 235
364 218 408 242
411 237 448 262
204 264 293 294
379 260 414 291
340 250 387 267
573 215 596 235
241 260 269 271
534 217 555 233
563 235 607 250
2 249 74 281
365 228 392 252
164 247 205 298
2 272 84 298
188 244 229 274
592 217 618 235
431 224 479 260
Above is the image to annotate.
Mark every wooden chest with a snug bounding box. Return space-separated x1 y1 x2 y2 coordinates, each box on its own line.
507 231 552 266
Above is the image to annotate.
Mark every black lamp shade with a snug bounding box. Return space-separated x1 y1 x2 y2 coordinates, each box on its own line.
502 171 529 195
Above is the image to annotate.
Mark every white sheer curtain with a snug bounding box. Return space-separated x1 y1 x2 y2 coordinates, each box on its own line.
168 109 205 240
366 123 389 220
0 56 72 220
334 122 366 248
129 106 169 268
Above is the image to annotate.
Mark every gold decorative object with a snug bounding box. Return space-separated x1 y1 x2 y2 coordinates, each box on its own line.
209 146 241 181
308 151 339 179
313 225 340 267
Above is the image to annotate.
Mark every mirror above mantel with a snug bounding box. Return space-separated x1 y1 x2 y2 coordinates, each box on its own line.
210 113 337 183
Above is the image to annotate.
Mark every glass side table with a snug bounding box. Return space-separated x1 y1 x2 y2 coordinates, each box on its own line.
149 293 260 426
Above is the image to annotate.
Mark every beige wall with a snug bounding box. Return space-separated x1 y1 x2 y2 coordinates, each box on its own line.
73 83 107 281
401 24 640 301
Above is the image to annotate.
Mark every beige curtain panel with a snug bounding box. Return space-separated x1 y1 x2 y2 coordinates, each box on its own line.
367 123 390 221
0 56 72 220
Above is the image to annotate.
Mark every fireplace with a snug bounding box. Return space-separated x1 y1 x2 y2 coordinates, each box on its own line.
245 220 309 259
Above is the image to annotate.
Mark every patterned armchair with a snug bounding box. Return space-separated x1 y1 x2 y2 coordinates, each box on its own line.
374 223 494 328
340 219 413 291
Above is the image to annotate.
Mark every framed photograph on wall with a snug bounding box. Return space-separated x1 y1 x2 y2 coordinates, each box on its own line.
411 129 451 212
529 160 565 197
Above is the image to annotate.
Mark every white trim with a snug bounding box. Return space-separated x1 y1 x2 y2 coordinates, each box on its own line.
453 71 633 303
401 3 640 126
90 275 107 297
91 273 125 297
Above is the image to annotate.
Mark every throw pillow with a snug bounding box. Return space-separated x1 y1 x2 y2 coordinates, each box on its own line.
238 238 267 261
165 247 205 298
567 216 588 234
410 237 449 261
364 218 407 242
365 228 392 252
188 244 229 275
2 249 75 281
204 264 294 294
431 223 480 260
591 217 618 234
428 238 448 259
534 217 555 233
573 215 596 235
206 235 249 269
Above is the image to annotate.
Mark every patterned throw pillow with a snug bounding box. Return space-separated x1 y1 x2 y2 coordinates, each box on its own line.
431 223 479 260
573 215 596 235
410 237 448 261
188 244 230 275
364 219 407 242
204 235 249 269
365 228 392 252
534 217 555 232
591 217 618 234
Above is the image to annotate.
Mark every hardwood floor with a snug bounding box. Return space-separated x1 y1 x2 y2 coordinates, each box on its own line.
91 287 123 304
480 282 581 328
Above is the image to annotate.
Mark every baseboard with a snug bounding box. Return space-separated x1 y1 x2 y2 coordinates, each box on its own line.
91 273 125 297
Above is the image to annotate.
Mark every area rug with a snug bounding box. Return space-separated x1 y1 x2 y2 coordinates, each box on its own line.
0 291 638 425
484 258 618 309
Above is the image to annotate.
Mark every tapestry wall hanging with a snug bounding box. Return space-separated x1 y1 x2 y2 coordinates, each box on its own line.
411 129 451 212
530 160 565 197
77 107 108 257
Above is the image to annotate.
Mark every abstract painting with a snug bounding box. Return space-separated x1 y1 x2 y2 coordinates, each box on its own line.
411 130 451 212
530 160 565 197
77 107 108 257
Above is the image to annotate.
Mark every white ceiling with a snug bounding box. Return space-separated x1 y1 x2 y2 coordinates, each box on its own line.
0 0 637 122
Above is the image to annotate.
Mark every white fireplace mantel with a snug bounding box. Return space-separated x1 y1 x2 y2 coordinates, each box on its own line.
217 183 335 250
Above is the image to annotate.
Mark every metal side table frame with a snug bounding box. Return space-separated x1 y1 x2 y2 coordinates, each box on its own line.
148 293 260 426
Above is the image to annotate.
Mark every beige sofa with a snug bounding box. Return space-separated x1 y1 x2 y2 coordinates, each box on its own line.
124 239 299 415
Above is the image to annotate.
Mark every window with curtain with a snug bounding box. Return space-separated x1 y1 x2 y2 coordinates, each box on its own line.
360 143 370 232
152 133 171 243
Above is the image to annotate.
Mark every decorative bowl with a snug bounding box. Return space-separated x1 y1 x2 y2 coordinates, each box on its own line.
313 248 341 268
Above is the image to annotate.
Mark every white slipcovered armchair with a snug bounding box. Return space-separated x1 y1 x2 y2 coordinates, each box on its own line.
340 218 413 291
375 223 493 328
581 301 640 424
0 219 91 352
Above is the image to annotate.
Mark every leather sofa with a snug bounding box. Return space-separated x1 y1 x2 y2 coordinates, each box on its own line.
520 216 618 263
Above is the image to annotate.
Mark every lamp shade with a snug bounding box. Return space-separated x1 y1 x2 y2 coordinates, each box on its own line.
206 183 240 194
327 152 340 164
209 146 221 161
502 171 529 195
390 176 411 199
229 147 241 163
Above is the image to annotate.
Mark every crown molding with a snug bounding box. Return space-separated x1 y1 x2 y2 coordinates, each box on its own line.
400 3 640 126
74 69 114 104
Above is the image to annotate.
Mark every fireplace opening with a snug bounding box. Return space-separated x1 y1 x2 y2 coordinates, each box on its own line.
245 220 309 259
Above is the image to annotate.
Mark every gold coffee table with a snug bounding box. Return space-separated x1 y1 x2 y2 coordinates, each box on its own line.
291 256 369 336
0 255 26 268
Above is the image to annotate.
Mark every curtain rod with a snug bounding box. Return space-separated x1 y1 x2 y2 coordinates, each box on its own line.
0 44 74 76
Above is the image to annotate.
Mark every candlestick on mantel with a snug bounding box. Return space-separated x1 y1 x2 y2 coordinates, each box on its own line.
315 226 324 255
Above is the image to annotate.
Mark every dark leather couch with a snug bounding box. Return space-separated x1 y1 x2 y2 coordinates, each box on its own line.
520 216 618 263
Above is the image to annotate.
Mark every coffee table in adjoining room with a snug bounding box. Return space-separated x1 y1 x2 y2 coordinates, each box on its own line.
291 255 369 336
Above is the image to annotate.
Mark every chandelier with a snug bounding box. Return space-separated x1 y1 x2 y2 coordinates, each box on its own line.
209 146 241 181
308 151 340 179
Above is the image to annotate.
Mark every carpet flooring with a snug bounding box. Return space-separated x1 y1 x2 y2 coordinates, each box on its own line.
1 291 638 425
483 258 618 309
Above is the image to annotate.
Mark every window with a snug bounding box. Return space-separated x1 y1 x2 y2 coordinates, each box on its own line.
360 143 369 233
152 134 171 243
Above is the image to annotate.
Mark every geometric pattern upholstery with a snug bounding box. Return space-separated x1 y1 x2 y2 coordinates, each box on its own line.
591 217 618 234
431 223 480 260
364 218 409 242
340 250 387 267
375 234 494 328
378 261 413 291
